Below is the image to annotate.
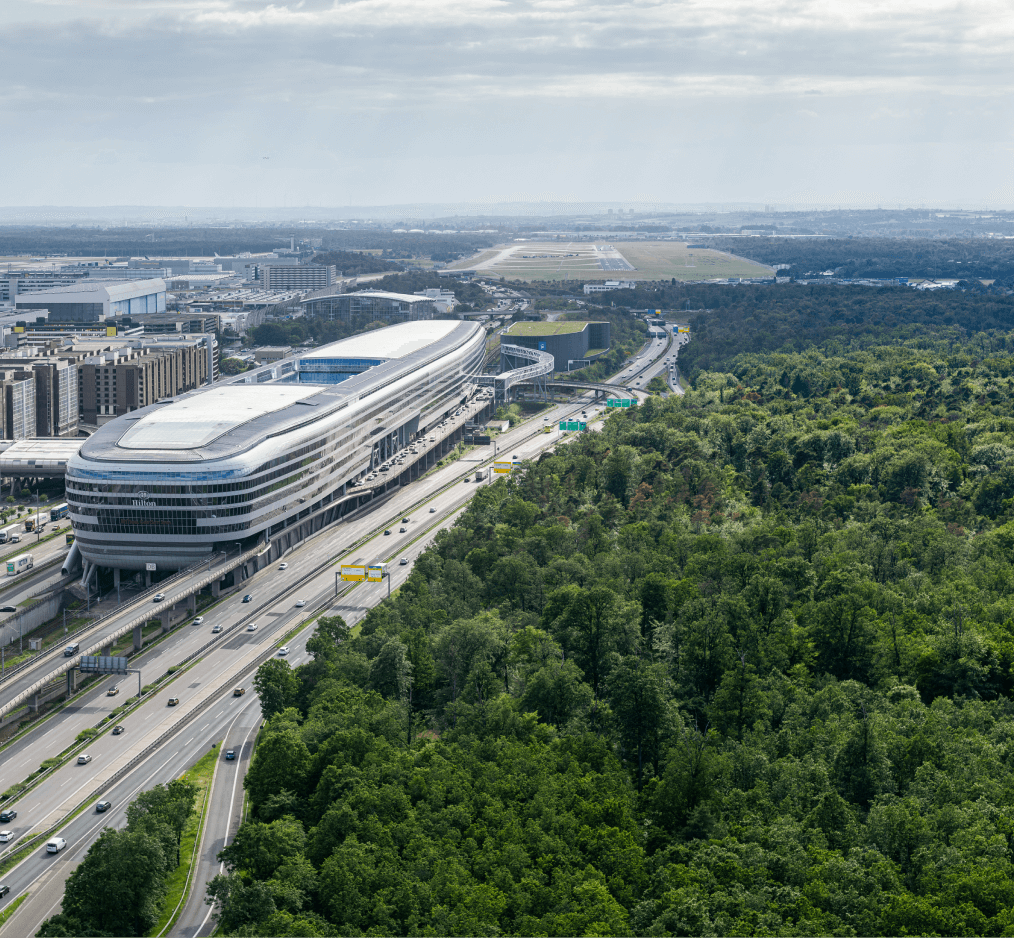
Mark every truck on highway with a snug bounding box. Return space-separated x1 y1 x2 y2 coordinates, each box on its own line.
474 468 487 482
6 553 33 576
0 524 20 544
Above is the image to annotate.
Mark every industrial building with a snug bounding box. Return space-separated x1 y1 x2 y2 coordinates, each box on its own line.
65 320 486 574
301 291 435 323
501 321 611 371
14 279 167 321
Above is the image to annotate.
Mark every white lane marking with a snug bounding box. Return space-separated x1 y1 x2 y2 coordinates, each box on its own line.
196 706 260 936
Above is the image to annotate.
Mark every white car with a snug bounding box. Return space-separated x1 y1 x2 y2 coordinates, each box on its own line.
279 562 288 570
46 838 67 853
77 754 92 764
246 623 258 632
278 646 290 656
152 593 165 602
0 830 12 842
212 624 223 633
192 616 204 626
295 599 306 608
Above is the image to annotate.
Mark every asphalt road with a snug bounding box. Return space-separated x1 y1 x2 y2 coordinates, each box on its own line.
0 335 671 935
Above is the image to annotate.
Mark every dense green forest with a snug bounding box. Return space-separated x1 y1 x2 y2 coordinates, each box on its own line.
212 284 1014 936
311 251 404 276
711 237 1014 283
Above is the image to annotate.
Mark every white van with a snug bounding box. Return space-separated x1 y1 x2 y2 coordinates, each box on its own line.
46 837 67 853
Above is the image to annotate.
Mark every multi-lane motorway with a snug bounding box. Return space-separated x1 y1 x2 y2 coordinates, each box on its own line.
0 332 671 938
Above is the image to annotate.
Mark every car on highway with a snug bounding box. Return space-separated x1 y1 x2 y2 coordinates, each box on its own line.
212 624 223 633
112 725 124 735
233 687 246 696
279 562 288 570
95 801 111 813
0 831 12 843
77 754 92 765
0 884 9 898
225 750 236 760
46 838 67 853
295 599 306 607
384 529 391 535
0 605 15 613
152 593 165 602
400 558 409 565
192 616 204 626
400 527 407 533
167 696 180 707
242 594 253 603
278 646 289 656
246 623 257 632
402 517 410 523
430 507 437 513
106 686 119 697
0 811 15 823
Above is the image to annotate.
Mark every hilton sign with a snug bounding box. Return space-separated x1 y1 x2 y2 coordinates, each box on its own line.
132 490 157 508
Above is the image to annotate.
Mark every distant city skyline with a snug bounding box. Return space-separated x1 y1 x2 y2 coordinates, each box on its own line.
5 0 1011 208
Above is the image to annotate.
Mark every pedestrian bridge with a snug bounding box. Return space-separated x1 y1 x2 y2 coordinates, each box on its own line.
478 344 554 405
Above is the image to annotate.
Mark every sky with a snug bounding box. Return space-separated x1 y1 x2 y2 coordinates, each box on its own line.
3 0 1013 209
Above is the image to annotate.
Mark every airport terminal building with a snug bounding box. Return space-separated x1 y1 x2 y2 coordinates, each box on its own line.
66 320 485 573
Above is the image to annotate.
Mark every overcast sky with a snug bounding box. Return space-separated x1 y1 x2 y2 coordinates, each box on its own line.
3 0 1012 209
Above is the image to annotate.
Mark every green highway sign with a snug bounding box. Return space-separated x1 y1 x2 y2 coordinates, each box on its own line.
559 421 587 431
606 399 635 408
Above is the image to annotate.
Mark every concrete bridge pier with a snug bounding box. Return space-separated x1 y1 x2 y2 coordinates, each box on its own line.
133 624 143 651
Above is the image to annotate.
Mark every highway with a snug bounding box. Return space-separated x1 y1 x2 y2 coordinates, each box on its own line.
0 333 672 937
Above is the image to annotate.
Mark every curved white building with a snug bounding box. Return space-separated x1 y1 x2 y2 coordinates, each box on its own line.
66 320 485 572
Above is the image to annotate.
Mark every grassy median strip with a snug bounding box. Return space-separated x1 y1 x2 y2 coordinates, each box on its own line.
149 743 219 938
0 891 28 929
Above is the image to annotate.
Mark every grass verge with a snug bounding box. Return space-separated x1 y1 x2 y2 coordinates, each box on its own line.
0 892 28 930
149 743 219 937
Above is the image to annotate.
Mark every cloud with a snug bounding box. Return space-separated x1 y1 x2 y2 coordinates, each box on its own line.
2 0 1012 205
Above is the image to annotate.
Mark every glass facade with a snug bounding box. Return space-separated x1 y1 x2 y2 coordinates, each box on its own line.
297 357 385 384
303 294 434 323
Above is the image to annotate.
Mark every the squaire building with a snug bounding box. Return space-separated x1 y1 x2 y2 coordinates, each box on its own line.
66 320 485 573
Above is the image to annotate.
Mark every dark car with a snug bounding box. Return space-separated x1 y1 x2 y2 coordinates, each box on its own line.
242 594 253 603
0 884 9 899
112 725 124 735
225 750 236 761
0 810 15 823
384 529 391 535
95 801 111 813
0 605 16 613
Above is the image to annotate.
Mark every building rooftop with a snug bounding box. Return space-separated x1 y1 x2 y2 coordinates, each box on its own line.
304 290 433 305
303 319 460 362
505 321 599 336
118 385 320 451
75 320 482 466
14 279 166 301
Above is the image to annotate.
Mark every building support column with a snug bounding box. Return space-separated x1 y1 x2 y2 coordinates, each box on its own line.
211 579 221 599
133 624 143 650
160 610 171 633
102 643 112 656
187 593 196 614
66 669 76 695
